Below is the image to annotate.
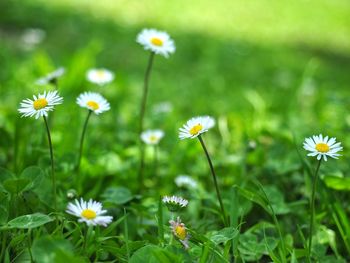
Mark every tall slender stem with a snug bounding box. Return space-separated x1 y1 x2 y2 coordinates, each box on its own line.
308 159 322 261
76 110 92 174
138 52 155 135
43 115 56 211
198 135 228 226
153 145 158 177
138 52 155 193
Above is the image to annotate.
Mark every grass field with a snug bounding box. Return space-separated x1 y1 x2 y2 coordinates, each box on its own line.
1 0 350 262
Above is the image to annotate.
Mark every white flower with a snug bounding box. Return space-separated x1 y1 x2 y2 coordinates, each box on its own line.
169 217 190 249
21 28 46 46
303 134 342 161
141 129 165 145
36 67 65 85
137 28 175 58
175 175 197 189
162 195 188 212
66 198 113 227
86 68 115 86
179 116 215 140
76 92 110 115
18 90 63 119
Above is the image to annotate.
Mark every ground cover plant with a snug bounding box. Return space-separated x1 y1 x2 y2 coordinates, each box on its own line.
1 0 350 262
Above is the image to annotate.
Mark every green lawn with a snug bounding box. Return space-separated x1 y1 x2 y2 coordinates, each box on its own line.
1 0 350 262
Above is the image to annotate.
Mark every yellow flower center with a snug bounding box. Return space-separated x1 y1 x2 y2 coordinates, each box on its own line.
81 209 97 220
33 98 48 110
151 37 163 46
87 101 99 110
189 124 203 136
315 143 330 153
96 70 105 78
149 135 158 143
175 225 187 240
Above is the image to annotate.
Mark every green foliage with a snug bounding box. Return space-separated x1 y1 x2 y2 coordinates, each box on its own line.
2 213 53 229
0 0 350 261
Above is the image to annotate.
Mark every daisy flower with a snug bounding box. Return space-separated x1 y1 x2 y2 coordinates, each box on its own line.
179 116 215 140
303 134 342 161
175 175 197 189
66 198 113 227
18 90 63 119
36 67 65 85
141 129 165 145
169 217 190 249
76 92 110 115
162 195 188 212
137 28 175 58
86 68 115 86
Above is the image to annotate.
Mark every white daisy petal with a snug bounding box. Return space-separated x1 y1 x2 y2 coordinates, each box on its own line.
76 92 110 115
86 68 114 86
141 129 165 145
18 90 63 119
303 134 342 162
66 198 113 227
178 116 215 140
36 67 65 85
137 28 176 58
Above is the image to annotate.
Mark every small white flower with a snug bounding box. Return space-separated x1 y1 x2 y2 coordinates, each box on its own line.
18 90 63 119
86 68 115 86
162 195 188 212
137 28 175 58
169 217 190 249
141 129 165 145
175 175 197 189
21 28 46 46
303 134 342 161
76 92 110 115
66 198 113 227
36 67 65 85
179 116 215 140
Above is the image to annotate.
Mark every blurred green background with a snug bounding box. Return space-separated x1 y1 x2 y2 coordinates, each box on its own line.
1 1 350 261
0 0 350 193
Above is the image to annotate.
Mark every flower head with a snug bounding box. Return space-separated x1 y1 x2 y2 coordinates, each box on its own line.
169 217 190 249
66 198 113 227
137 28 175 58
18 90 63 119
86 68 114 86
179 116 215 140
162 195 188 212
303 134 342 161
21 28 46 46
175 175 197 189
76 92 110 115
36 67 65 85
141 129 165 145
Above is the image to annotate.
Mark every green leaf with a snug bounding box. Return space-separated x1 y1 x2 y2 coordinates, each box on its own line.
129 245 182 263
210 227 239 245
3 178 30 195
323 175 350 191
32 236 85 263
4 213 53 229
0 167 14 183
20 166 45 191
101 186 133 205
0 205 8 225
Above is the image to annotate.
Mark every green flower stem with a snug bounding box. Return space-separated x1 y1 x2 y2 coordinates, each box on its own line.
154 145 158 177
27 229 34 263
308 159 322 261
138 52 155 193
43 115 57 211
198 135 228 226
76 110 92 175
